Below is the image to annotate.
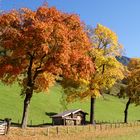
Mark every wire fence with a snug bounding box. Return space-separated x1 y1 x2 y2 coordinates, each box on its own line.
44 121 140 136
9 120 140 136
10 119 140 126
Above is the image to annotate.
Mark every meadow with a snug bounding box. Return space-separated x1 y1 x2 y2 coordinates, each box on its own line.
0 83 140 125
1 124 140 140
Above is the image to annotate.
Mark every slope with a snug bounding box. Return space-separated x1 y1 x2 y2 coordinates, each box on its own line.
0 83 140 125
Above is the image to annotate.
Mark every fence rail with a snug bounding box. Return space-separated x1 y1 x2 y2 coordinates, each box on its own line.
42 122 140 136
10 121 140 136
10 119 140 126
0 122 7 135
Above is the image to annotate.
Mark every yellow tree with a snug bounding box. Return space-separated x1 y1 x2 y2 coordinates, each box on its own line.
119 58 140 123
62 24 125 124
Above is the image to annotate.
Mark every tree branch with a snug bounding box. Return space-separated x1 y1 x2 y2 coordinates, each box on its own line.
102 64 105 74
27 52 34 86
33 54 46 81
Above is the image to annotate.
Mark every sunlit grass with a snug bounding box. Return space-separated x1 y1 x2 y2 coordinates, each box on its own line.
0 83 140 125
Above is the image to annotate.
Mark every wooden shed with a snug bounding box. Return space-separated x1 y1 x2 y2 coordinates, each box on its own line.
51 109 88 125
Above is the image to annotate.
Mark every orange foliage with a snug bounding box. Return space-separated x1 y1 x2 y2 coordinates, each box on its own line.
0 5 95 91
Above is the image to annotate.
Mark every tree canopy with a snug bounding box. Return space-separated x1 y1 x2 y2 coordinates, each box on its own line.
117 58 140 123
61 24 125 124
62 24 124 101
0 5 95 128
120 58 140 105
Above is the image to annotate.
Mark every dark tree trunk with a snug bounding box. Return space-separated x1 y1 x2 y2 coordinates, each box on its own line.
90 97 95 124
21 90 33 128
21 53 34 128
124 98 131 123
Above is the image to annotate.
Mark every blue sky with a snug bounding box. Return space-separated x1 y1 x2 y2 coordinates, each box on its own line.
1 0 140 58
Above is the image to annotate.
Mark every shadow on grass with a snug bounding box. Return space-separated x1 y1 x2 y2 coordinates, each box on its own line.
45 112 57 117
10 122 53 127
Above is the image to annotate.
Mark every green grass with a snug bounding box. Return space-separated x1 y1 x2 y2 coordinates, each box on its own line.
0 83 140 125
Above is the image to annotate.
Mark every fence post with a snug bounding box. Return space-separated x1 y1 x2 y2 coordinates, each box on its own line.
118 122 120 128
89 125 90 131
95 124 96 130
110 123 112 129
82 125 84 131
100 124 102 130
56 127 59 135
134 121 136 126
125 122 127 127
67 126 69 134
18 119 20 125
96 120 98 124
32 127 35 136
30 120 32 126
115 123 117 128
47 127 49 136
105 124 107 130
75 125 77 133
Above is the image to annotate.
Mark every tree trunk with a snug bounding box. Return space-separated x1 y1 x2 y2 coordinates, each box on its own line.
21 53 34 128
124 98 131 123
90 97 95 124
21 91 33 128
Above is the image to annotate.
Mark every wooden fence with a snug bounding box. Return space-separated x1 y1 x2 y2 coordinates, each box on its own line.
0 122 7 135
11 119 140 127
10 121 140 137
43 121 140 136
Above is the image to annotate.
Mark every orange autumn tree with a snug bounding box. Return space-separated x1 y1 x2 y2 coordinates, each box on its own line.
0 5 95 128
119 58 140 123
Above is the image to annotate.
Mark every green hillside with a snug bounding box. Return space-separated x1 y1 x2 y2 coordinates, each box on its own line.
0 83 140 125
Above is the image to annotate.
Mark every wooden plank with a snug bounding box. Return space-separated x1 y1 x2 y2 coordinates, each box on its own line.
0 124 7 127
0 128 5 130
0 132 5 135
0 133 5 135
0 126 6 129
0 130 5 133
0 127 6 130
0 124 6 125
0 122 7 135
0 125 5 127
0 127 5 129
0 124 6 126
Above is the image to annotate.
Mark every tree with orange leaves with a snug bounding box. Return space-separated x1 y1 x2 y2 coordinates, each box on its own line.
0 5 95 128
118 58 140 123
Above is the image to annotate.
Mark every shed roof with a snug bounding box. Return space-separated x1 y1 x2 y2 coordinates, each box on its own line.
51 109 87 118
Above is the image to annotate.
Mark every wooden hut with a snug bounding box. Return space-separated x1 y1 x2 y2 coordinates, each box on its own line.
51 109 88 125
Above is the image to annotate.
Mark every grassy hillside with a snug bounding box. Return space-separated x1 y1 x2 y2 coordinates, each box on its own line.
0 83 140 125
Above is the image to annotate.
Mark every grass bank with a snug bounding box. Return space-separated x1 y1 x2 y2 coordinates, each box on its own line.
0 83 140 125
